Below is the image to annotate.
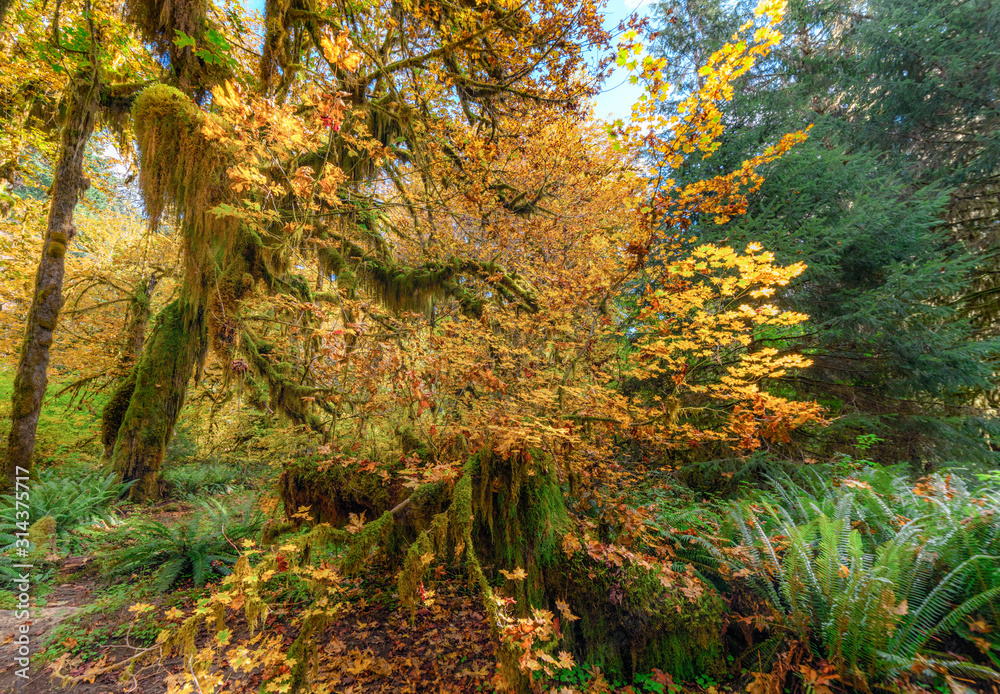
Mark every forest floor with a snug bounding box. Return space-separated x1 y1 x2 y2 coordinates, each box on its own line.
6 377 1000 694
1 499 499 693
0 379 502 693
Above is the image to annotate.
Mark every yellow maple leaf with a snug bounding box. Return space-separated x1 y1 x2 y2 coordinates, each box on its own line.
346 511 366 534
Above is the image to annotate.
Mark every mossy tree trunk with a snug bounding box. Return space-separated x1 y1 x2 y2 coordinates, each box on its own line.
0 0 13 28
100 274 158 460
122 274 158 363
108 298 206 501
101 369 137 463
2 70 99 491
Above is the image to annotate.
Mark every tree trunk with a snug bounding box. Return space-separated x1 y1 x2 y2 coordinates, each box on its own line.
100 274 159 460
2 70 98 491
0 0 13 28
123 274 159 362
101 369 136 462
110 298 206 501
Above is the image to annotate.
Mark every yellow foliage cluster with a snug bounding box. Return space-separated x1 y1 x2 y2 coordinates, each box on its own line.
0 193 178 379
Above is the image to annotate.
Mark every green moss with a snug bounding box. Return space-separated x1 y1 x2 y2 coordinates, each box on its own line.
472 448 570 607
283 444 726 687
111 299 206 501
340 510 395 575
558 558 727 682
466 447 727 683
132 85 237 302
101 368 137 459
27 515 56 560
397 511 450 617
239 334 327 433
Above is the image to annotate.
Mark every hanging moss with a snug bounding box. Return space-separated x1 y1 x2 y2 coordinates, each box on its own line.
239 333 328 433
397 511 450 617
132 84 237 301
335 106 405 183
340 509 396 575
315 223 535 317
124 0 227 93
472 448 571 607
126 0 205 50
259 0 294 91
356 258 456 317
466 448 727 683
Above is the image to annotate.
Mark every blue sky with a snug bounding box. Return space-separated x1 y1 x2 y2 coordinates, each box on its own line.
590 0 654 122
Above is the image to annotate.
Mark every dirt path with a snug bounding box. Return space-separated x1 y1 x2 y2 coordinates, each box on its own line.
0 557 94 692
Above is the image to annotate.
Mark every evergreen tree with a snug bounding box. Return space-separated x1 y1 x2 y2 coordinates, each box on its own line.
649 0 1000 464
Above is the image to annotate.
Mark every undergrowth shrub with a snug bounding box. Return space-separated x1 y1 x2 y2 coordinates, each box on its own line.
109 498 264 592
733 469 1000 687
0 468 132 539
162 461 244 497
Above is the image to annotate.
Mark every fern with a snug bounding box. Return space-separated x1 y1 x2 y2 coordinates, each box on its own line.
109 498 263 592
734 471 1000 687
0 469 133 537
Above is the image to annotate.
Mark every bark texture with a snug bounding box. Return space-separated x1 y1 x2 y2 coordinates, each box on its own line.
3 71 99 491
101 274 159 459
123 274 159 361
110 299 206 501
0 0 13 28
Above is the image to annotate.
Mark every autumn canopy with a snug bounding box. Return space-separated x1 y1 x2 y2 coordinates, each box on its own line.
4 0 997 691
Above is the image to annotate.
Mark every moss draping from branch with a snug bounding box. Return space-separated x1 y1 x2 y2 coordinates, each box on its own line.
240 332 330 433
317 229 537 316
132 84 237 300
124 0 227 93
259 0 295 93
125 0 206 54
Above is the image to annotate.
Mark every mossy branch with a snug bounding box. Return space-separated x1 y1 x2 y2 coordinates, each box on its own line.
318 230 538 315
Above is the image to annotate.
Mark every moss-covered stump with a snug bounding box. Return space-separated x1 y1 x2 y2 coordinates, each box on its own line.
556 559 727 682
286 446 727 692
465 448 727 684
470 447 571 608
278 454 451 538
279 457 407 526
278 427 442 528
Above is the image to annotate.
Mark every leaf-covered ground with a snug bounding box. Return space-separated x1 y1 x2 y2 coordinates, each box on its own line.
0 509 498 693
